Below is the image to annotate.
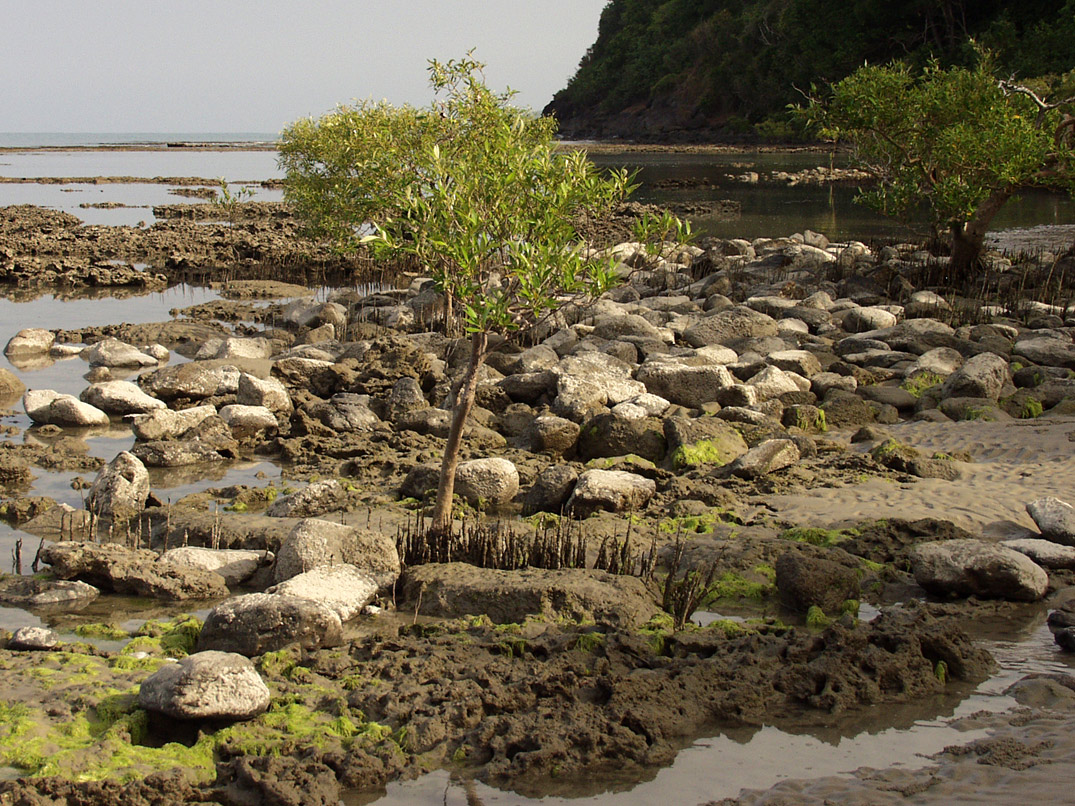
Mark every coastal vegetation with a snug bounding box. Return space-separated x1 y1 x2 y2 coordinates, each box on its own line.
546 0 1075 141
280 54 685 535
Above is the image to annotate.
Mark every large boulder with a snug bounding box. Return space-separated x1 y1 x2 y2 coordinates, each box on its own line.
237 373 292 414
528 414 581 457
41 541 229 600
566 469 655 517
197 593 343 656
23 389 109 427
939 352 1010 400
0 368 25 402
909 539 1048 601
576 413 667 464
139 363 241 402
80 380 166 415
139 651 270 720
86 451 150 518
273 518 400 588
728 439 801 479
664 416 750 470
83 338 158 368
5 328 54 357
775 552 860 614
268 564 378 622
400 563 658 627
1027 497 1075 547
267 479 351 518
682 306 779 349
635 359 735 409
127 404 217 441
523 465 579 515
160 547 270 586
454 458 519 507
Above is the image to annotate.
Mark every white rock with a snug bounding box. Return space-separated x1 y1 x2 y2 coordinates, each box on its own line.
80 380 166 415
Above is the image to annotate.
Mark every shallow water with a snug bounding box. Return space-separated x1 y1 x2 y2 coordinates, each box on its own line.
0 149 282 182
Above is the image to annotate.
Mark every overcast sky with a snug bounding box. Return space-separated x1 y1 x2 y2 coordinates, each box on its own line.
1 1 606 133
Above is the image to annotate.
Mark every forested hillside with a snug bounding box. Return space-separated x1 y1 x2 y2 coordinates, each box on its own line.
544 0 1075 142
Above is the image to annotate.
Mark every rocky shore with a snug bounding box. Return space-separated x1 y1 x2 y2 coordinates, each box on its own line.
1 201 1075 804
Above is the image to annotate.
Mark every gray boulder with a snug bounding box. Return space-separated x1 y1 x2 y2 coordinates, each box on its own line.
41 541 229 601
524 465 579 515
268 564 378 622
1027 497 1075 547
400 563 658 627
127 404 217 441
86 451 150 518
9 626 60 650
160 547 269 586
566 469 655 517
1000 538 1075 570
909 539 1048 601
139 651 270 720
940 352 1010 400
454 458 519 506
237 373 292 414
24 389 109 427
83 338 158 368
80 381 166 415
267 479 351 518
197 593 343 656
5 328 54 357
273 518 400 588
728 439 800 479
1013 337 1075 370
682 306 779 349
528 414 581 457
139 363 241 402
775 552 860 614
635 359 734 409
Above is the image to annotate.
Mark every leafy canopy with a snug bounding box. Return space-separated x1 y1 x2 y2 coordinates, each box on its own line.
802 56 1075 235
280 53 651 338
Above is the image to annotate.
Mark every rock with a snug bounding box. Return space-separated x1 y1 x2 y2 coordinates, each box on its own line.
80 380 166 415
664 415 749 469
161 547 269 586
87 450 150 517
273 518 400 588
635 359 735 408
5 328 54 357
41 541 229 600
400 563 658 627
1000 538 1075 570
728 439 800 479
682 306 779 349
197 593 343 656
83 338 158 368
775 552 860 614
268 564 378 622
218 404 278 436
237 373 292 414
139 651 270 720
1027 497 1075 547
1013 336 1075 370
909 539 1048 601
566 469 655 517
266 479 351 518
9 626 60 650
551 353 645 422
309 393 381 433
24 389 110 427
524 464 579 515
939 352 1010 400
383 376 427 422
139 363 241 402
196 337 273 361
454 458 519 506
0 368 26 401
128 404 217 441
577 413 667 464
528 414 581 457
842 306 898 333
747 365 805 401
0 577 99 608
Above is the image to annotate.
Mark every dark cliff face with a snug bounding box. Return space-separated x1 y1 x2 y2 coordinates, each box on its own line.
544 0 1075 143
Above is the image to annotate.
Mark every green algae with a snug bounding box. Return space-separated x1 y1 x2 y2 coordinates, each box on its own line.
129 615 202 658
670 439 734 469
779 526 859 548
806 606 831 629
900 371 943 398
74 623 129 641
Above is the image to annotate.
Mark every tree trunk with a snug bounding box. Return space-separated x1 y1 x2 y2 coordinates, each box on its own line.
947 187 1013 285
430 330 488 536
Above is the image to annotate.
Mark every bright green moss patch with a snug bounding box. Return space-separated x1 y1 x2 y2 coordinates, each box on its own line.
900 371 943 398
671 439 735 469
706 570 774 602
806 606 831 629
779 526 859 548
130 615 202 658
74 623 129 641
